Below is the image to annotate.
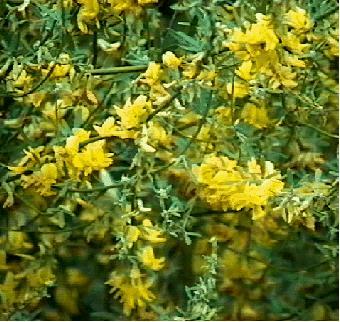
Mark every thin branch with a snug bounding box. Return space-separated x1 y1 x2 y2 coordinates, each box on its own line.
299 121 339 139
52 183 124 193
89 65 147 75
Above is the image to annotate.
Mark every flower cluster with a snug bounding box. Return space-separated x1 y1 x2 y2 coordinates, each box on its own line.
193 156 284 219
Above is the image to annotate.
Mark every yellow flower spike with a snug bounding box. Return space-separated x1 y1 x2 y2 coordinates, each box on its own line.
240 103 271 129
284 7 313 32
162 51 182 69
236 61 253 81
139 246 165 271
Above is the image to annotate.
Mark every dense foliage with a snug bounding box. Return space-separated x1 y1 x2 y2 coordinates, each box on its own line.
0 0 338 320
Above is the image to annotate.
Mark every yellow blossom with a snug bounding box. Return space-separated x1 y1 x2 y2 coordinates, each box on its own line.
138 0 158 4
284 54 306 68
72 140 113 176
147 122 172 148
141 62 162 86
162 51 181 69
141 219 166 243
12 69 32 90
196 69 217 83
230 14 279 52
270 64 297 89
8 146 47 175
106 268 155 316
192 156 284 219
21 163 58 196
117 95 152 129
226 82 249 98
215 107 233 126
126 226 141 248
236 61 253 81
281 33 311 54
240 103 271 129
284 7 313 32
108 0 140 15
65 128 91 155
138 246 165 271
77 0 100 33
94 117 136 139
182 63 198 78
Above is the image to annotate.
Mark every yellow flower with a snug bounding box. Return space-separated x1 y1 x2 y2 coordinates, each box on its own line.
141 62 162 86
196 69 217 83
162 51 181 69
236 61 253 81
65 129 91 155
270 64 297 89
106 268 156 316
94 117 117 137
215 107 233 126
138 0 158 4
192 156 284 219
226 82 249 98
141 219 166 243
117 95 152 129
182 63 198 79
21 163 58 196
72 140 113 176
108 0 139 15
240 103 271 129
281 33 311 54
230 14 279 52
126 226 141 248
94 117 136 139
138 246 165 271
12 69 32 90
284 7 313 32
284 54 306 68
77 0 100 33
147 122 172 148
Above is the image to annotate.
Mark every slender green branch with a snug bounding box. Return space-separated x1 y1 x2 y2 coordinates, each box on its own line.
53 183 124 193
299 122 339 139
89 65 147 75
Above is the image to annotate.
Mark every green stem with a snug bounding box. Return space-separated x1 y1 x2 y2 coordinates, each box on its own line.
89 65 147 75
299 122 339 139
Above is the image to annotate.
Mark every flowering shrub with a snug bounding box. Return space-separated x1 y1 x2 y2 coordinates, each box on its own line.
0 0 338 320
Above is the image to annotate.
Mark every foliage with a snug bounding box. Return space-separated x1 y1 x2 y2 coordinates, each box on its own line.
0 0 338 320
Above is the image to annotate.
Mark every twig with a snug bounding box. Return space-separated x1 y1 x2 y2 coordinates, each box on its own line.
299 122 339 139
89 65 147 75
